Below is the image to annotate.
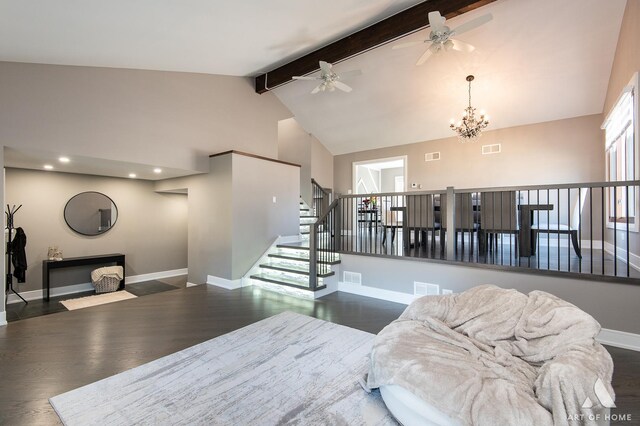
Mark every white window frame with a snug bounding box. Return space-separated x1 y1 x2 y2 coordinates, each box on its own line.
602 72 639 232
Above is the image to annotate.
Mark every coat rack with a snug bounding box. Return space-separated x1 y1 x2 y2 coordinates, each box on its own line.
6 204 27 305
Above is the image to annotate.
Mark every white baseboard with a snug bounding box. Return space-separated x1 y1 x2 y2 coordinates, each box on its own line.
186 282 199 287
6 268 189 304
207 275 243 290
312 281 338 299
338 282 416 305
0 311 6 327
603 242 640 272
125 268 187 284
597 328 640 352
7 282 94 304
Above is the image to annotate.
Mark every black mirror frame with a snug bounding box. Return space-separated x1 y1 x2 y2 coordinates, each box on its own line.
64 191 118 236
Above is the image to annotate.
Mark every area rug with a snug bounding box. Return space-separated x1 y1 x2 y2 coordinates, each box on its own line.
49 311 395 425
60 291 137 311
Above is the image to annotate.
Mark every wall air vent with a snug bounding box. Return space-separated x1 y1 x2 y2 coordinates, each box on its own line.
414 281 439 296
425 152 441 162
343 271 362 285
481 143 501 155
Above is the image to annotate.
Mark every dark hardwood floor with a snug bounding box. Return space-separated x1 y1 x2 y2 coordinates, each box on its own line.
4 277 186 322
0 285 637 425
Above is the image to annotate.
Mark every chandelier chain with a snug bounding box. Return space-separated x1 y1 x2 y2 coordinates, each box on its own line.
450 74 489 142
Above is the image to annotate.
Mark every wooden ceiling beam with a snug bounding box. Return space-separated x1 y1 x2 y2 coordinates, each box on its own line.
254 0 496 94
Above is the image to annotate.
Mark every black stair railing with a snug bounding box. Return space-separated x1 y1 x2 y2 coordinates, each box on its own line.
311 178 331 218
309 198 339 290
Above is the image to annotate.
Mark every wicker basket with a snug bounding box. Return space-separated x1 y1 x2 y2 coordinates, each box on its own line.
93 275 120 294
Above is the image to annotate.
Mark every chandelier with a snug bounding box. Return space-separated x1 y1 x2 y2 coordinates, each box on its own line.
450 75 489 142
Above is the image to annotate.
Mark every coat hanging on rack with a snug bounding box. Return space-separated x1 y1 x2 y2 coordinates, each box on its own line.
10 227 27 282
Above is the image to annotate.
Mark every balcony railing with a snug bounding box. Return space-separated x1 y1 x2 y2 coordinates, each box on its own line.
309 180 640 285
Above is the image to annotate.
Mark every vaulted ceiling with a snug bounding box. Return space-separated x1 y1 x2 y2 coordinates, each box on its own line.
272 0 627 154
0 0 628 157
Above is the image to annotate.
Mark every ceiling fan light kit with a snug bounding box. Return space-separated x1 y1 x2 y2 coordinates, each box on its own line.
450 75 489 142
393 11 492 65
292 61 360 94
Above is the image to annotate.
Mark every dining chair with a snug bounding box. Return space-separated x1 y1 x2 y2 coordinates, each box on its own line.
405 194 441 252
439 193 481 254
381 206 404 245
531 188 587 258
479 191 519 256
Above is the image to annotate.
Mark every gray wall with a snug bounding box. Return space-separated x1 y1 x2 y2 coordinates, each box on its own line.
278 118 311 205
355 166 380 194
156 152 299 283
5 168 188 292
338 254 640 334
381 167 404 192
0 62 292 172
335 114 604 194
603 0 639 115
231 154 299 279
1 151 5 317
278 117 334 206
602 0 640 261
311 137 334 191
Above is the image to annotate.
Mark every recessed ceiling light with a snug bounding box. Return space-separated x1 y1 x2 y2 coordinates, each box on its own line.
128 173 137 178
44 164 54 170
153 168 162 174
59 156 70 163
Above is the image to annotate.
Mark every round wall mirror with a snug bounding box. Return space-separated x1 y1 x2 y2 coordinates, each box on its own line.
64 191 118 236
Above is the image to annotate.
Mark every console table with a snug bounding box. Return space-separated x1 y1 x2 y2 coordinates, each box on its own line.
42 253 125 301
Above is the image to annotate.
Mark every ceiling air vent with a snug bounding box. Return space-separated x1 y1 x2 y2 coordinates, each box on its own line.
425 152 441 162
482 144 501 155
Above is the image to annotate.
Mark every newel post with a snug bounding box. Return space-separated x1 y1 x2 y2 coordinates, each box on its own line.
446 186 456 260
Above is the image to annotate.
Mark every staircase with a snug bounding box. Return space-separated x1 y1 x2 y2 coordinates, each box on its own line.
249 199 340 295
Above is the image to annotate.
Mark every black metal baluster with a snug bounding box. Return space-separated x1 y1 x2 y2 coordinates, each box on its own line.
614 186 617 277
601 187 605 276
626 185 630 278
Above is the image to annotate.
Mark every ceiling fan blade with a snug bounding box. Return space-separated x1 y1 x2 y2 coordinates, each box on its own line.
416 47 434 66
339 69 362 79
451 13 492 36
392 40 424 50
333 81 353 93
428 11 446 32
292 76 320 81
319 61 332 74
311 84 322 94
451 38 475 53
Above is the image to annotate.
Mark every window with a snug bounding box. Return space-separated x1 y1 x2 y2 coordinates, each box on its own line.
603 72 639 231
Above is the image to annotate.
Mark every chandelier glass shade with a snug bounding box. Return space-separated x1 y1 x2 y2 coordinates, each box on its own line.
450 75 489 142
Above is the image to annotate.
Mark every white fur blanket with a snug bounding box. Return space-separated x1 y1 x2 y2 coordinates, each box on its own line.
367 285 614 426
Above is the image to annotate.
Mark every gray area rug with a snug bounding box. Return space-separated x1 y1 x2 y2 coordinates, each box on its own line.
50 311 395 425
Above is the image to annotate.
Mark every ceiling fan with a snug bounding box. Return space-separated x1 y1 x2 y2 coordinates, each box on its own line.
393 11 493 65
292 61 362 94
